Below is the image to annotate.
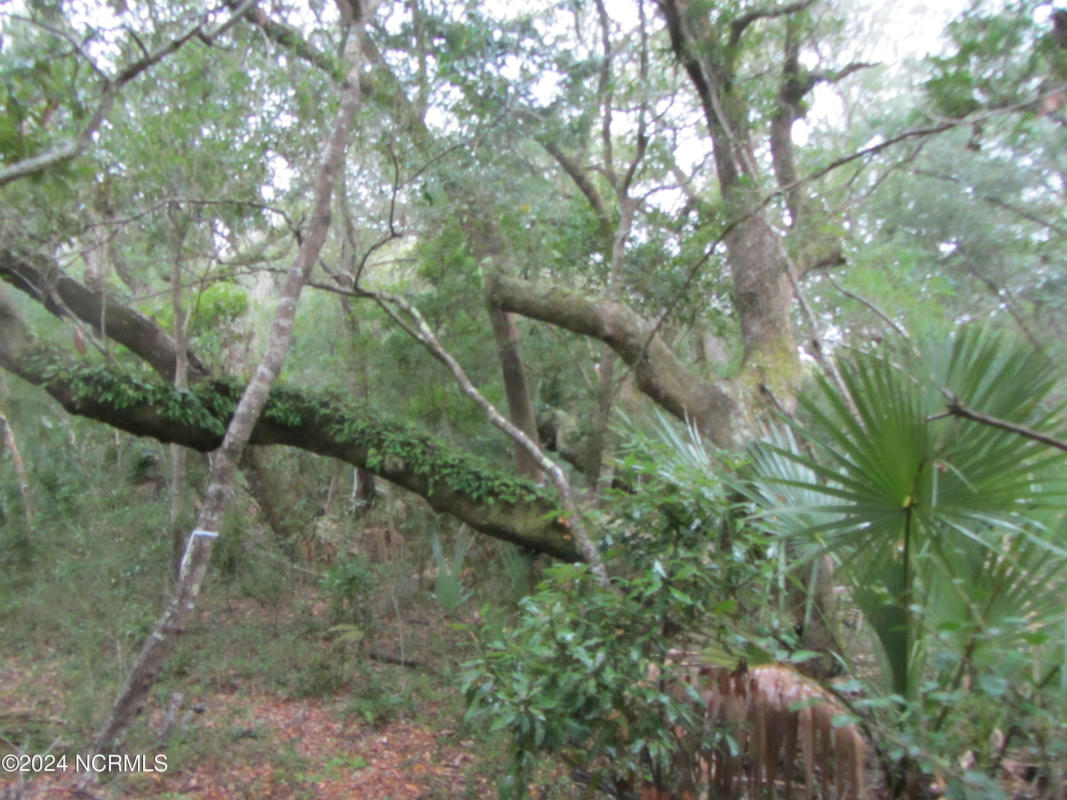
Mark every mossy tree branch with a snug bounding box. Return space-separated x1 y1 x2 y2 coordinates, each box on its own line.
0 289 579 560
486 272 744 447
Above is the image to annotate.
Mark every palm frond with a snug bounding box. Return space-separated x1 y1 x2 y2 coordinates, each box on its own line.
747 329 1067 699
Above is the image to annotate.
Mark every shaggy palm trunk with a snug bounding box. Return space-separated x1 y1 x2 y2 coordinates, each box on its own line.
89 12 370 758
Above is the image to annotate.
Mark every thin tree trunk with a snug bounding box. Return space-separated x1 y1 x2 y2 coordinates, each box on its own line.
0 408 33 525
488 306 542 481
588 198 637 487
88 9 371 760
241 447 302 554
336 176 379 509
168 206 190 580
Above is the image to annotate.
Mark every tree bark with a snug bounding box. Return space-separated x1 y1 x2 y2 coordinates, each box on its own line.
487 306 543 481
0 248 208 382
89 7 372 756
168 208 191 580
0 290 579 561
486 272 744 446
0 406 33 525
659 0 801 390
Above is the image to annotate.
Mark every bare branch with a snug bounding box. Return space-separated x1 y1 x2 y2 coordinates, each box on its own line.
233 1 345 82
592 0 616 183
359 286 609 582
907 168 1067 237
811 61 877 85
929 398 1067 453
825 274 915 347
620 0 651 195
540 141 613 241
729 0 815 50
9 14 108 79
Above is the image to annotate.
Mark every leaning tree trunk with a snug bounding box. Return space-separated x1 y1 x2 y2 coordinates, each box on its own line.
167 208 191 580
0 406 33 525
88 6 372 759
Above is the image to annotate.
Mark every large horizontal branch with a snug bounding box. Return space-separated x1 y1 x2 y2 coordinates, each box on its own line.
486 272 743 447
0 247 207 382
0 290 579 561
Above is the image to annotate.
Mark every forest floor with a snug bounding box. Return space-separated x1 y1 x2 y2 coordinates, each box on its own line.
2 560 1053 800
0 587 558 800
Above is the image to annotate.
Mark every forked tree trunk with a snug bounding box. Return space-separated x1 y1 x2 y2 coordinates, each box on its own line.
88 7 372 759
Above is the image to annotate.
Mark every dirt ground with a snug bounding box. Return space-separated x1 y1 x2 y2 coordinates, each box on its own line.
0 592 510 800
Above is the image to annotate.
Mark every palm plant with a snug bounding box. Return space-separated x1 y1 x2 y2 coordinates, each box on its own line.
748 329 1067 786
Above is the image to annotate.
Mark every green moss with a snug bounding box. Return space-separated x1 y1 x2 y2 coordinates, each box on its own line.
736 338 803 426
53 363 553 509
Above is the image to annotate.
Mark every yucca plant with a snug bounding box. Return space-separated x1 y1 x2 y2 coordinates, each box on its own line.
748 329 1067 789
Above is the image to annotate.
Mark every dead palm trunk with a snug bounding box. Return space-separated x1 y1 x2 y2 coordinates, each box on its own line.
88 4 374 760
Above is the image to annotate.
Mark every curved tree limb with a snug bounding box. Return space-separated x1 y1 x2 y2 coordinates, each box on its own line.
729 0 815 49
539 140 614 242
0 289 578 561
486 272 743 447
0 248 208 382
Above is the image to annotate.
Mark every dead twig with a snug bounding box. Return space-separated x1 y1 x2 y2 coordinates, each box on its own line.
928 395 1067 452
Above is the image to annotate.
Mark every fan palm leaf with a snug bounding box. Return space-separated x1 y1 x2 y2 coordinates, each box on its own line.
748 328 1067 699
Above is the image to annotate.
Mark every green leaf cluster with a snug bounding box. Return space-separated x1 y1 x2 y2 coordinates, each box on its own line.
462 419 773 798
748 328 1067 776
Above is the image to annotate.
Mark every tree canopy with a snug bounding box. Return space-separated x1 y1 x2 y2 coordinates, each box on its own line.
3 0 1059 531
1 0 1066 793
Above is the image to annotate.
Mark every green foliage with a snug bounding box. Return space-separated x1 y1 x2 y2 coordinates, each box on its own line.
326 401 550 506
31 359 553 511
0 16 87 167
343 682 417 728
430 528 473 612
747 328 1067 786
320 556 379 625
152 281 249 336
463 417 776 798
465 562 682 799
42 358 229 435
0 407 176 742
211 507 253 579
495 544 538 602
926 1 1066 116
